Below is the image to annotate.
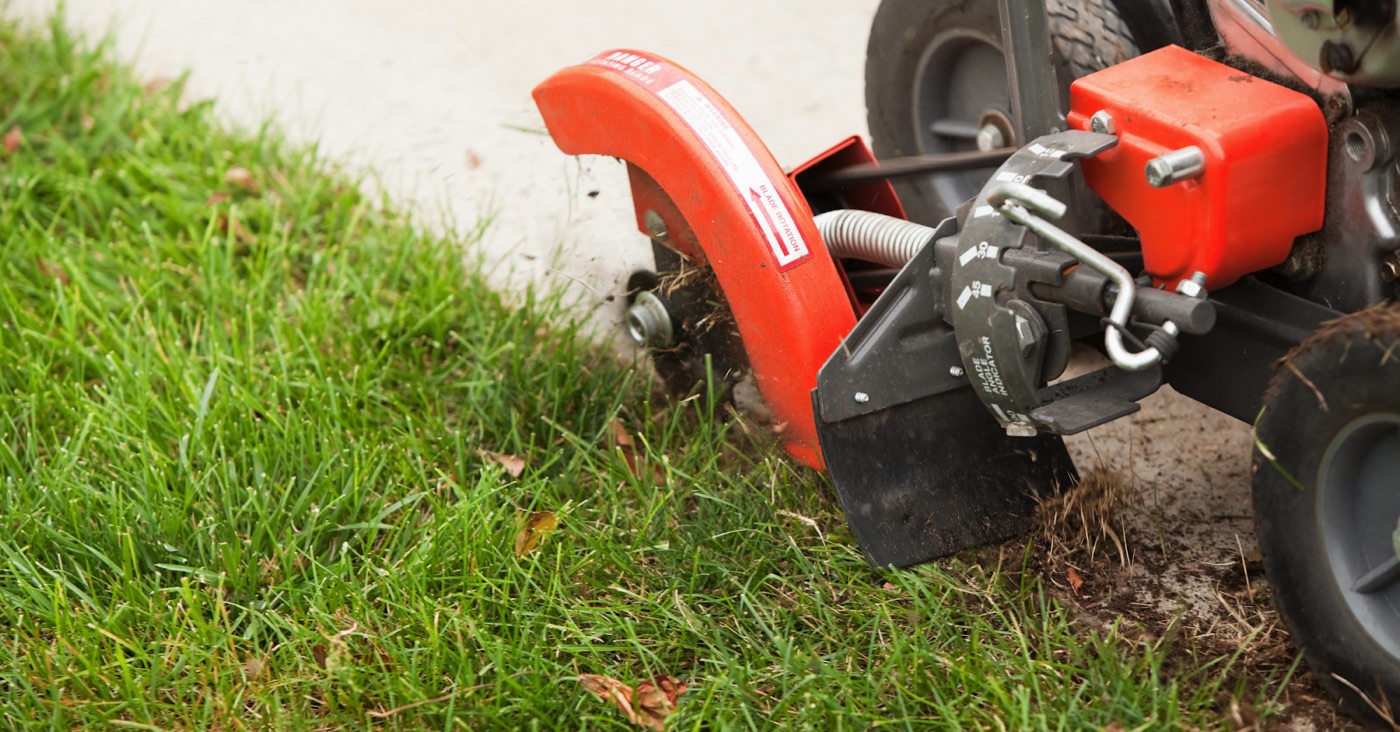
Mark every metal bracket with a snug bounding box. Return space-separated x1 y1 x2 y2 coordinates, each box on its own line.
950 130 1119 434
815 217 964 424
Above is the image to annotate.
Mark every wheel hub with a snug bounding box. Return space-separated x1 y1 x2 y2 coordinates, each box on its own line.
913 29 1013 208
1320 413 1400 658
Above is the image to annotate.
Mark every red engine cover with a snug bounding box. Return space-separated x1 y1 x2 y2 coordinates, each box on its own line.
1067 45 1328 290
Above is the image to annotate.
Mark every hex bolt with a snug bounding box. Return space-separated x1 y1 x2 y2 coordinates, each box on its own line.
1383 252 1400 283
643 209 668 240
976 123 1006 153
625 291 673 348
1089 110 1116 135
949 365 965 378
1175 270 1209 298
1014 315 1037 356
853 392 871 404
1145 146 1206 188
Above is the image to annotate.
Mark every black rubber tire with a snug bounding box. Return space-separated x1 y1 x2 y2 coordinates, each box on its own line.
865 0 1143 226
1253 304 1400 725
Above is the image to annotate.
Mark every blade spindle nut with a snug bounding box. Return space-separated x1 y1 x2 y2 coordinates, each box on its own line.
626 291 674 348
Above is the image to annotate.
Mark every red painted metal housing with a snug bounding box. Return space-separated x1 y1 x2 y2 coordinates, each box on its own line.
533 50 858 469
1067 45 1329 289
788 136 908 315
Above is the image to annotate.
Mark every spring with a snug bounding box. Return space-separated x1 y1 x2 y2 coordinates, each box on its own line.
812 209 937 268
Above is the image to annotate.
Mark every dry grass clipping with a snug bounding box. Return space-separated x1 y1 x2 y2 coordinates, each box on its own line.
1035 465 1133 568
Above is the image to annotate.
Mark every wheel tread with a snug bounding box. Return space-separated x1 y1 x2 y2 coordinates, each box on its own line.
865 0 1140 225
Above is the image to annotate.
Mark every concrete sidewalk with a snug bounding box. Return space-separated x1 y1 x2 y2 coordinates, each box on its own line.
16 0 880 337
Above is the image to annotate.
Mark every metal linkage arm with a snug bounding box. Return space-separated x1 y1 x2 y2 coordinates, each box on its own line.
988 181 1178 372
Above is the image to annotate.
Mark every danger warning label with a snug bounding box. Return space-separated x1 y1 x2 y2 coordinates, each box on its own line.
655 81 809 269
585 51 811 271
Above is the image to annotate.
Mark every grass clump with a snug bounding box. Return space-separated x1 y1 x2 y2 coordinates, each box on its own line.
0 15 1296 730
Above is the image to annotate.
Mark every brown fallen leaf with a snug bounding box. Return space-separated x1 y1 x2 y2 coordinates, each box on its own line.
608 418 664 485
514 511 559 557
215 212 255 244
634 675 687 730
1067 567 1085 595
35 257 69 285
224 166 258 192
205 192 230 206
580 674 687 730
244 654 267 680
478 449 525 478
4 126 21 154
611 418 634 448
580 674 638 723
1227 697 1258 731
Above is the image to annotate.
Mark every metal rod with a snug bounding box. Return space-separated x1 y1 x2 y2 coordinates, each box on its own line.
997 0 1086 233
804 149 1014 190
997 0 1062 144
989 182 1170 371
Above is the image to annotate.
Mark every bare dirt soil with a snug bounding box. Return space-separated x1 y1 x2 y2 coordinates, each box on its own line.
1021 367 1362 731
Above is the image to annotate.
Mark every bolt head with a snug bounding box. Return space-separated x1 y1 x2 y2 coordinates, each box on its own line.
643 210 668 239
853 392 871 404
1383 256 1400 283
1145 147 1206 188
949 365 965 378
626 291 673 347
1145 158 1172 188
1006 422 1038 438
1014 315 1037 356
976 124 1006 153
1175 279 1204 299
1089 110 1116 135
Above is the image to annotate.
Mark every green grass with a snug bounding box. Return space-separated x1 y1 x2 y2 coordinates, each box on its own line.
0 16 1289 731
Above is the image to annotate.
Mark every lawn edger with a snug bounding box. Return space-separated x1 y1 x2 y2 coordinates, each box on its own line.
533 0 1400 720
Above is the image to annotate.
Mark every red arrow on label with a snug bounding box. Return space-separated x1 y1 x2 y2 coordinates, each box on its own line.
749 188 790 258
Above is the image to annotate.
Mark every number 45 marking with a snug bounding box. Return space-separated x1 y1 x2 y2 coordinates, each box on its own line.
956 281 993 310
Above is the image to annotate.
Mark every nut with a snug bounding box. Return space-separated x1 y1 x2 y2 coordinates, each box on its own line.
1175 271 1208 298
626 291 673 347
643 209 668 239
1089 110 1116 135
1014 315 1037 356
1383 253 1400 283
976 123 1006 153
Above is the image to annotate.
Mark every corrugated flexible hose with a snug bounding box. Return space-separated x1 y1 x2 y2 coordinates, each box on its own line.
813 209 937 268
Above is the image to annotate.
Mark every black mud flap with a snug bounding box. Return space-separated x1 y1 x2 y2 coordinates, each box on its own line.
811 211 1077 569
814 387 1076 569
